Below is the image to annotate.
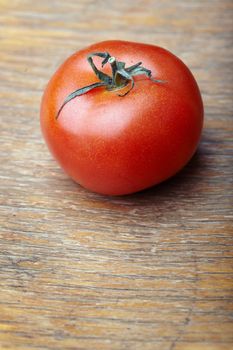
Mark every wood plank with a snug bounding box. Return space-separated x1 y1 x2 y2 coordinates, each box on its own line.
0 0 232 349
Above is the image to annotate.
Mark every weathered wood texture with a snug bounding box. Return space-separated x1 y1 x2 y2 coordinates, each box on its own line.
0 1 233 349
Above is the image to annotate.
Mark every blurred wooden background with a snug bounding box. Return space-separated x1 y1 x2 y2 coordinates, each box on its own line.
0 1 233 349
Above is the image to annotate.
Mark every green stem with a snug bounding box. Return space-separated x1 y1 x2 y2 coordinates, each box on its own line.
56 52 166 119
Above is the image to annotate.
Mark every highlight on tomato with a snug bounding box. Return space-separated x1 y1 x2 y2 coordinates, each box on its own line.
40 40 204 195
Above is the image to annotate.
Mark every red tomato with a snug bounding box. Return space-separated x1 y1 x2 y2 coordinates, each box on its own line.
40 40 203 195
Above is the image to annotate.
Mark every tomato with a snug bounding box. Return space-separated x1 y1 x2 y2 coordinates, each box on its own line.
40 40 203 195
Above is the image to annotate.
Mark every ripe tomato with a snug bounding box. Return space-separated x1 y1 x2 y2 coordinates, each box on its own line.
40 40 203 195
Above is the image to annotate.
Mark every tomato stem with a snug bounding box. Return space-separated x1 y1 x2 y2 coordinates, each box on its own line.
56 52 166 119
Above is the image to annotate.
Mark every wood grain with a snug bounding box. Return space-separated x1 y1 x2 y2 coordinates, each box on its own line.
0 1 233 349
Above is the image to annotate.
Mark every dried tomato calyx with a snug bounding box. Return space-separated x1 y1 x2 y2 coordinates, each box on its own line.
56 52 165 119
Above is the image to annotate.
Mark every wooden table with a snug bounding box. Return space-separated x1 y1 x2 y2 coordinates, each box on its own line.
1 1 232 349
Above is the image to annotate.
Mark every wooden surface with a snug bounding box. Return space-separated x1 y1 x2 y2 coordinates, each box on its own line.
0 1 233 349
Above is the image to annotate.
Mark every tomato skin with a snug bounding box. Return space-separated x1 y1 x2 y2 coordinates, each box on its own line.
40 40 203 195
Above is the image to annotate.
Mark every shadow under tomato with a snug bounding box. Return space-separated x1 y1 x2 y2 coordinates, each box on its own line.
98 144 206 205
140 147 204 195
